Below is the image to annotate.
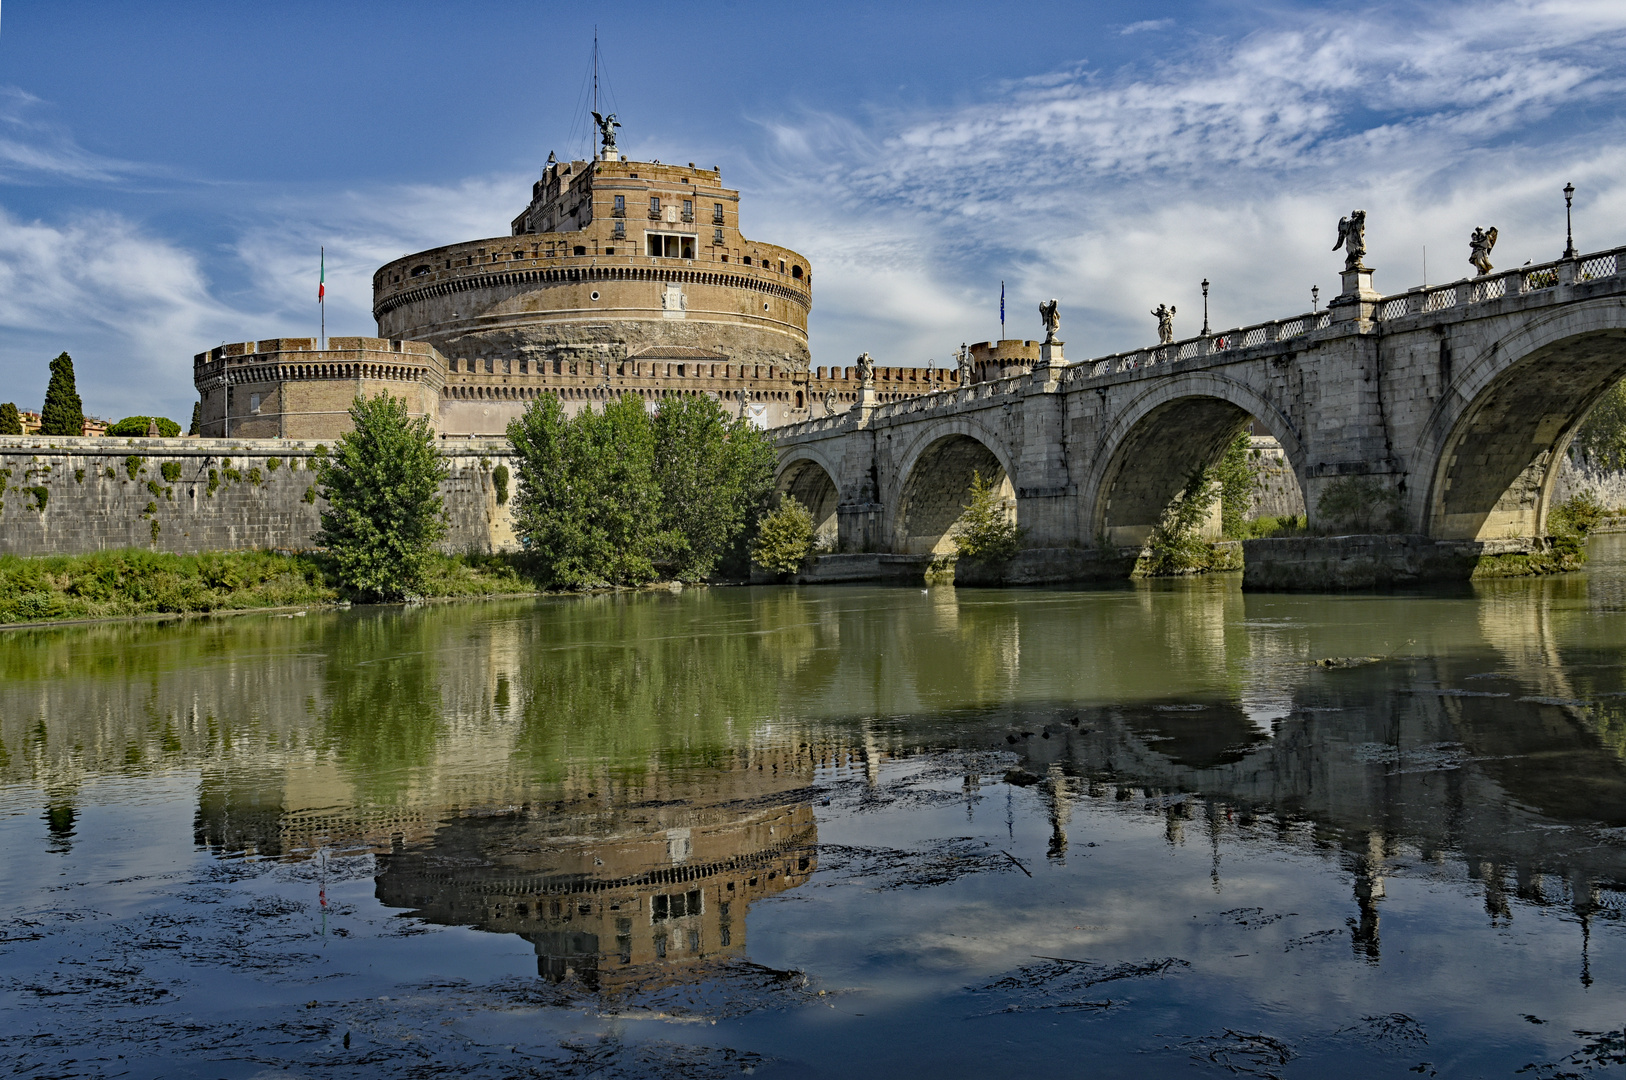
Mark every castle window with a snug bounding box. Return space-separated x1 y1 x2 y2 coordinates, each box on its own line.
513 250 524 260
713 203 724 224
605 246 615 255
613 220 626 239
646 233 696 259
574 245 586 256
682 199 693 222
411 265 430 277
249 393 261 413
792 265 803 279
713 228 724 245
613 195 625 216
649 196 661 216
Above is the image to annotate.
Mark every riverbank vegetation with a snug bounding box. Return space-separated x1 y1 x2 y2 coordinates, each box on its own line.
0 550 534 625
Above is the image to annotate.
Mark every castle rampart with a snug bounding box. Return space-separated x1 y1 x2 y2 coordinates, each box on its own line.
0 435 514 557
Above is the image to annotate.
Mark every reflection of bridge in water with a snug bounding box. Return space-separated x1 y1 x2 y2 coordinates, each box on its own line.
774 245 1626 584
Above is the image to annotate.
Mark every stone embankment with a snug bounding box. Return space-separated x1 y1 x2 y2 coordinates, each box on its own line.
0 436 517 557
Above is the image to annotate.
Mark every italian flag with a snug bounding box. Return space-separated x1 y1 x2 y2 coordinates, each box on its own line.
318 248 325 301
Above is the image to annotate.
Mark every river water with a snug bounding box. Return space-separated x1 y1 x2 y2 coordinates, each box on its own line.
10 542 1626 1078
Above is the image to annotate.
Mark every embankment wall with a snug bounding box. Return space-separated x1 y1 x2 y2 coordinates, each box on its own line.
0 436 516 557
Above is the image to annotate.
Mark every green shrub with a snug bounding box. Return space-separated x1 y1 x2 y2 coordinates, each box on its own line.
751 495 814 575
246 467 263 485
1235 513 1309 539
223 468 242 483
267 457 282 472
125 455 144 480
108 416 180 438
160 462 182 482
147 480 162 497
953 470 1022 562
1213 429 1256 538
104 466 115 479
303 485 316 504
150 519 161 542
315 393 448 601
143 501 158 515
651 394 776 581
492 463 510 505
27 485 48 511
207 469 219 496
74 468 85 483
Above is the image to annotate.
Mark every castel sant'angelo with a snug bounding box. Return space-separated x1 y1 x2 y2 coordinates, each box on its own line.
192 114 1027 439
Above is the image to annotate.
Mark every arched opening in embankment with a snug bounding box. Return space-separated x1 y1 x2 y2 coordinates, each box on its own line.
893 434 1014 555
777 458 840 550
1093 394 1307 549
1426 326 1626 540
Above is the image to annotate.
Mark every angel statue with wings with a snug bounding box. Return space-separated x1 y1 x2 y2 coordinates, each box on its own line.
1039 299 1061 344
857 351 875 386
957 343 973 383
1333 209 1368 271
1470 226 1499 276
591 111 621 152
1152 303 1177 344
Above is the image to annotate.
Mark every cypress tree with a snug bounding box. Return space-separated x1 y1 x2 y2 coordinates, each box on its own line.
0 402 21 435
189 402 201 436
39 352 84 436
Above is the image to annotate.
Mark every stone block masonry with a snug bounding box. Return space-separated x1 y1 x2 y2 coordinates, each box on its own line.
0 436 517 558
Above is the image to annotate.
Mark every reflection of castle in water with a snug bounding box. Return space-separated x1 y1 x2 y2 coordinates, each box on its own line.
374 794 816 987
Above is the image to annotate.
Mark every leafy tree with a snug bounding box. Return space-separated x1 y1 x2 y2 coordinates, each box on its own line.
0 402 21 435
39 352 84 436
507 394 669 588
953 470 1022 562
1145 468 1221 575
108 416 181 438
188 402 201 436
1212 428 1256 537
652 393 776 580
315 393 448 601
751 494 814 575
1573 379 1626 469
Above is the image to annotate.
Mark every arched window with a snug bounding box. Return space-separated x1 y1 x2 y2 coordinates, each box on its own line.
791 265 803 279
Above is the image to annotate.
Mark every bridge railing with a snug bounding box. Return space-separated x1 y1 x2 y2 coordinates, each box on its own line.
771 244 1626 437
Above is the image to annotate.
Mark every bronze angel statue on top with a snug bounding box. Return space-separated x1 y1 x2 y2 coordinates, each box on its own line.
1470 226 1499 276
591 111 621 152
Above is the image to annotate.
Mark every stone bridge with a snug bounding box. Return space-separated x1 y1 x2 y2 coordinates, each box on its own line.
771 247 1626 585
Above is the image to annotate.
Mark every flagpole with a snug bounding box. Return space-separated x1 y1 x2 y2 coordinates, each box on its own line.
1000 280 1005 338
319 247 326 351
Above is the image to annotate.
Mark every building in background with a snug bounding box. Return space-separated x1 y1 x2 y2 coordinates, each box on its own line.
194 120 957 440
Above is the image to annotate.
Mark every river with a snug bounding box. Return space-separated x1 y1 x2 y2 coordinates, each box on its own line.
8 540 1626 1077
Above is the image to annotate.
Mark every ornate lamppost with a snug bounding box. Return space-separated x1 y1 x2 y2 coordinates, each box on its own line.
1201 278 1210 336
1563 182 1578 260
1311 285 1319 313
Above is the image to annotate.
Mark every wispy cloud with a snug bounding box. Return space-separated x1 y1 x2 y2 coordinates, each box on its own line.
1121 18 1173 35
0 86 148 185
744 0 1626 362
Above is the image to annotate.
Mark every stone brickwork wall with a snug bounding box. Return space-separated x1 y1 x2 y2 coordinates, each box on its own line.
0 435 516 558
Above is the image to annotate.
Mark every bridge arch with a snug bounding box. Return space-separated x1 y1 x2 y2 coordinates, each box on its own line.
889 419 1017 555
775 451 842 549
1087 374 1308 547
1418 299 1626 540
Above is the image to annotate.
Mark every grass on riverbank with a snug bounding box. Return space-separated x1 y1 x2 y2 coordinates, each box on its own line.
0 549 536 624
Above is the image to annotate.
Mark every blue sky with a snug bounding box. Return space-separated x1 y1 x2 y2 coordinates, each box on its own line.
2 0 1624 423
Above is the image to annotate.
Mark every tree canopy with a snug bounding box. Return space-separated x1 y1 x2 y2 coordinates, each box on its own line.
108 416 181 438
315 394 449 601
39 353 84 436
0 403 21 436
507 393 776 588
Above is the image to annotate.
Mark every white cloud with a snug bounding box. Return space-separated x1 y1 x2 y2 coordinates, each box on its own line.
0 86 147 185
742 0 1626 364
0 207 247 420
1121 18 1173 35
